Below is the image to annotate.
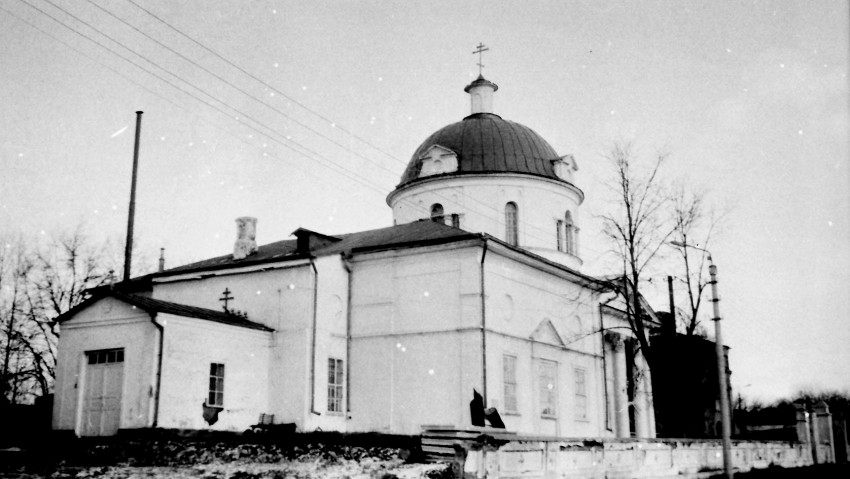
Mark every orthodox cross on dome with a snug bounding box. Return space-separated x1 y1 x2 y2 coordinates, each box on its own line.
473 42 489 76
219 288 234 312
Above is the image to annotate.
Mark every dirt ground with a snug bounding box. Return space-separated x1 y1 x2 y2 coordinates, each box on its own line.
0 437 453 479
0 461 450 479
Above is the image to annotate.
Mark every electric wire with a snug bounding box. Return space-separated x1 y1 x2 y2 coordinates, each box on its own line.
90 0 607 257
6 3 699 350
122 0 402 163
86 0 402 185
4 2 381 200
17 0 609 261
24 0 393 199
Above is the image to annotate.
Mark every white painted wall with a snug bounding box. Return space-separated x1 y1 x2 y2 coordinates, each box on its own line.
348 244 484 435
388 174 583 269
156 314 271 431
345 241 621 437
52 297 158 434
302 255 349 432
482 249 608 437
151 255 352 432
152 264 313 331
53 234 656 438
153 263 318 430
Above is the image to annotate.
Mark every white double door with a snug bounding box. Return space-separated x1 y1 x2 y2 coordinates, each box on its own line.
81 350 124 436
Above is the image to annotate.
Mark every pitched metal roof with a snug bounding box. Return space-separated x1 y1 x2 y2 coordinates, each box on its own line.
156 220 479 277
396 113 564 188
56 290 273 332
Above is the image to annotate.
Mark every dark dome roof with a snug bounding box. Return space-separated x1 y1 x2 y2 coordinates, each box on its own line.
397 113 563 188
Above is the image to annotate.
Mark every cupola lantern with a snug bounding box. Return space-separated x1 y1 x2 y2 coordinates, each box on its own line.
464 75 498 115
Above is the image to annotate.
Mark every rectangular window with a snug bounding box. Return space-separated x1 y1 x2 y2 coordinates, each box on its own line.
87 348 124 365
327 358 344 413
503 355 518 413
538 360 557 417
451 213 461 228
208 363 225 407
556 220 564 252
575 367 588 421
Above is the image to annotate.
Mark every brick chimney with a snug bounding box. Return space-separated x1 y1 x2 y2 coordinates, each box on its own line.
233 217 258 260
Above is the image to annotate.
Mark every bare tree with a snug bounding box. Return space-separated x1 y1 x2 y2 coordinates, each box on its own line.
0 238 48 404
600 141 675 367
670 185 721 337
0 225 135 404
33 225 113 321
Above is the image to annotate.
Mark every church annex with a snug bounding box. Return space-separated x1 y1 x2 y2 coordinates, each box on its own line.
52 74 658 439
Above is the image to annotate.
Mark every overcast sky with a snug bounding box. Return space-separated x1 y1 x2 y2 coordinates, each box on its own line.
1 0 848 403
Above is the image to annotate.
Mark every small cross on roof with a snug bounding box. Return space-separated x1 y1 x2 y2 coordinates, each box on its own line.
473 42 489 76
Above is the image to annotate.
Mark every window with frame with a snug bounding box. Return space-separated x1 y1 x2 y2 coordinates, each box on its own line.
505 202 518 245
208 363 225 407
87 348 124 364
503 354 518 413
565 211 575 255
556 220 564 252
538 360 557 417
430 204 445 224
327 358 344 413
574 367 588 421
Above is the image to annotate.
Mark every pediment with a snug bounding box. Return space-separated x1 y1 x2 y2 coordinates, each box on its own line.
418 144 456 159
530 318 566 348
552 155 578 182
419 144 458 177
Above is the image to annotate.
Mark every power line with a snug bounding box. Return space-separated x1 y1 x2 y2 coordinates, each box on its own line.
4 2 381 201
17 0 610 261
94 0 606 255
87 0 401 182
25 0 393 198
122 0 403 164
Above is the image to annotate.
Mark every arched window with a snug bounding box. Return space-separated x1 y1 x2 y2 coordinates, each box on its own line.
505 202 518 246
556 220 564 252
565 211 575 255
430 203 444 224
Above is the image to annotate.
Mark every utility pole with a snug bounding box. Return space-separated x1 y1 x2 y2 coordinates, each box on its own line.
671 241 733 478
708 257 733 478
123 111 144 283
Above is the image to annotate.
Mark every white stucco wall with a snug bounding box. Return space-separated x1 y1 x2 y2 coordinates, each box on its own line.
152 262 317 430
156 314 271 431
52 297 158 433
482 248 607 437
388 174 583 269
302 255 349 432
152 262 313 331
53 234 655 438
348 244 484 435
151 255 351 432
345 240 618 437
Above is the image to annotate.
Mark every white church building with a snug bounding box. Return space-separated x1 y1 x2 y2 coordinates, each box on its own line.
52 75 658 439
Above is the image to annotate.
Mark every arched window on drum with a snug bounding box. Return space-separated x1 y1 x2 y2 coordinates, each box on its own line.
505 202 518 246
430 204 445 224
565 211 576 255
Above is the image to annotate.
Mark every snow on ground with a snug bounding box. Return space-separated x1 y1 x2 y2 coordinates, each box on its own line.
0 440 452 479
24 460 449 479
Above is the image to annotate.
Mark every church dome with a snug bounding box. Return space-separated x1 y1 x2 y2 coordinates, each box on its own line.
396 113 564 189
387 74 584 270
